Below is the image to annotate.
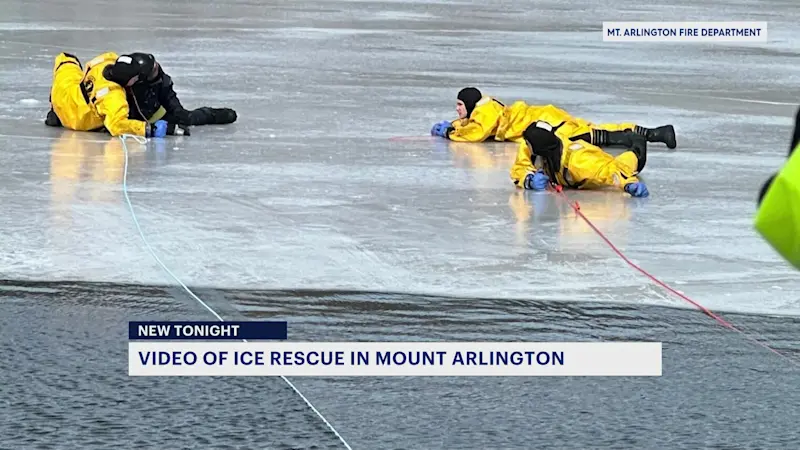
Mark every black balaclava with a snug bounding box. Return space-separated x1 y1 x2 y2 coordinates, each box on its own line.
523 123 563 184
103 53 162 87
457 87 482 118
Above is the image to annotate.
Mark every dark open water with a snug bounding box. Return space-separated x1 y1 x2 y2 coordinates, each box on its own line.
1 279 799 450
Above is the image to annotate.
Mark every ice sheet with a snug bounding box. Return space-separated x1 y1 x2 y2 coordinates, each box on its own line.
1 0 800 316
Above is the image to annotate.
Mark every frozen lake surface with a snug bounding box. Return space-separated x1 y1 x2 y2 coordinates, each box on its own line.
1 0 799 448
2 1 799 317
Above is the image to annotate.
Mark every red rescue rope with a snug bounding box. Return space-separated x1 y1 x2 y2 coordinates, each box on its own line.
552 185 800 367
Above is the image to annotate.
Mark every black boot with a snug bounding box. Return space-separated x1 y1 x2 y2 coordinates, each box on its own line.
634 125 676 149
630 133 647 172
594 130 647 171
45 109 62 127
189 107 237 126
210 107 237 124
592 129 641 149
45 93 62 127
591 130 631 147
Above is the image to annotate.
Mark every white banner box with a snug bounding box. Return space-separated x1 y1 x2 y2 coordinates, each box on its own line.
603 21 768 43
129 341 662 377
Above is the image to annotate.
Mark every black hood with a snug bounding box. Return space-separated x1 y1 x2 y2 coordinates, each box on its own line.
523 122 563 183
457 87 482 117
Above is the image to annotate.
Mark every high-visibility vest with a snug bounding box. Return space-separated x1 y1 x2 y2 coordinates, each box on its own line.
755 141 800 269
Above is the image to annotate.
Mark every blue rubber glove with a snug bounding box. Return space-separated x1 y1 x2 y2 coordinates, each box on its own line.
147 120 169 138
624 182 649 198
430 120 452 138
523 170 550 190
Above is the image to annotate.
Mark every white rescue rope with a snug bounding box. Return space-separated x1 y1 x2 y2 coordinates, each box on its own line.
119 134 353 450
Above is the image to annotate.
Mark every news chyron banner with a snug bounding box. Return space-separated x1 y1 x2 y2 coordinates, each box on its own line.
128 321 662 376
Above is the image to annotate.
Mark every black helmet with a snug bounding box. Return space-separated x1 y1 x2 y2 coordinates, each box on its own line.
105 52 161 87
523 121 564 184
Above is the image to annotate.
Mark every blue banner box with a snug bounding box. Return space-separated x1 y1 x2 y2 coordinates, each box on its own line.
129 321 288 340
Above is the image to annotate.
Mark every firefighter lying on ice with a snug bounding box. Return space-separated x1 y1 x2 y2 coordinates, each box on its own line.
754 105 800 269
431 87 676 150
510 120 650 198
45 52 236 137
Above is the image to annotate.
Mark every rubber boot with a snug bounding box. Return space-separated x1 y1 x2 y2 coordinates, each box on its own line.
630 133 647 172
44 93 62 127
45 109 62 127
594 130 647 171
188 107 237 125
634 125 676 149
592 129 642 149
